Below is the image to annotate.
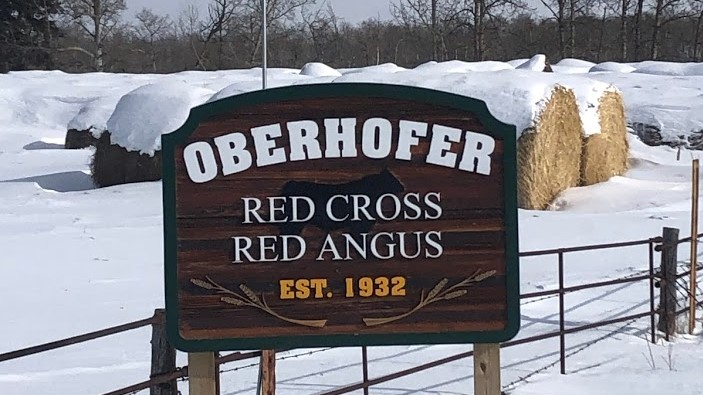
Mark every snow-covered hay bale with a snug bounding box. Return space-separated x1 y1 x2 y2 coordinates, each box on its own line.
517 86 583 210
65 95 122 149
516 54 552 72
300 62 342 77
65 129 99 149
91 81 214 187
580 91 629 185
91 132 162 187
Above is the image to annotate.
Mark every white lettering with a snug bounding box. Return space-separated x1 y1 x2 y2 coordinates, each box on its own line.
343 233 368 260
459 131 495 175
375 193 401 221
362 118 393 159
403 193 422 220
326 195 350 222
424 192 442 220
317 234 343 261
425 231 443 258
396 120 428 161
183 142 218 183
398 232 423 259
251 124 286 167
280 235 306 261
427 125 461 168
291 196 314 222
370 232 396 260
287 120 322 161
324 118 358 158
269 196 288 223
233 236 255 263
242 197 265 224
213 132 252 176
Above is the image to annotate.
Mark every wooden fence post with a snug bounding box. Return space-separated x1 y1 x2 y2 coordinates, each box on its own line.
150 309 177 395
689 159 699 334
657 227 679 338
473 344 501 395
189 352 217 395
261 350 276 395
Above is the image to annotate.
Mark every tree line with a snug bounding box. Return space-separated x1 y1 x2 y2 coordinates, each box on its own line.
3 0 703 73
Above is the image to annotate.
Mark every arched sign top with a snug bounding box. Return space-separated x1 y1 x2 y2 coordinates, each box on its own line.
163 83 520 352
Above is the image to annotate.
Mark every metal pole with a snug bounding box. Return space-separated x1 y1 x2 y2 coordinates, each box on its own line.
361 347 369 395
262 0 268 89
649 241 656 344
558 251 566 375
689 159 699 334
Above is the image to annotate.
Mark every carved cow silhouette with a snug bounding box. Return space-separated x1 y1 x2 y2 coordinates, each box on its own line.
278 168 405 236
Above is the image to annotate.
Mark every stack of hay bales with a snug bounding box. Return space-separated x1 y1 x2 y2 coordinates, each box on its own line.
91 81 214 187
516 86 583 209
84 63 628 211
334 69 588 210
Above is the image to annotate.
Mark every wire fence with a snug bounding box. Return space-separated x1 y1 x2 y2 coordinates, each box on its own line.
1 228 701 395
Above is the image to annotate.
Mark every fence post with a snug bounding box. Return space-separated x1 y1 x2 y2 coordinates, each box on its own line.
361 346 369 395
261 350 276 395
473 344 501 395
657 227 679 339
189 352 218 395
150 309 177 395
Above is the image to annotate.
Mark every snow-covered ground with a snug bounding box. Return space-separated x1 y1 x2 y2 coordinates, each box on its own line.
2 61 703 395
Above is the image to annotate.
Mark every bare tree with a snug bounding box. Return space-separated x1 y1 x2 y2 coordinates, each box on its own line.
392 0 463 60
236 0 318 64
177 2 206 69
133 8 172 71
62 0 127 71
301 3 335 61
693 0 703 60
650 0 692 58
460 0 528 60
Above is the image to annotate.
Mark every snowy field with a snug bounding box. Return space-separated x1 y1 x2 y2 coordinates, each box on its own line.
2 59 703 395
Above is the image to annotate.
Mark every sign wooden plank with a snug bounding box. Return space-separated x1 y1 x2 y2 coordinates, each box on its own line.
163 83 520 351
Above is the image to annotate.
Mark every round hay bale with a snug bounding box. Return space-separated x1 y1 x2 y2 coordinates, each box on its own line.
517 86 582 210
65 129 99 149
580 91 629 186
91 132 162 188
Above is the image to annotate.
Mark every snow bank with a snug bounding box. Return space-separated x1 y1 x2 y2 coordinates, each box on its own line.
590 72 703 144
556 58 596 68
300 62 342 77
516 54 547 71
107 81 215 155
413 60 513 73
67 95 124 137
340 63 406 74
507 58 529 67
632 61 703 76
334 68 612 137
207 75 319 102
589 62 637 73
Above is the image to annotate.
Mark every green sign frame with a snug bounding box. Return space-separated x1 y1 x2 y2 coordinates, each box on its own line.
162 83 520 352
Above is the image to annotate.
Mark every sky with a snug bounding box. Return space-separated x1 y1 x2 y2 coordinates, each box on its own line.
125 0 394 23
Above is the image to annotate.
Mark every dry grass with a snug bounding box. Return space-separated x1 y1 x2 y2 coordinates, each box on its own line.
517 86 582 210
581 91 629 185
65 129 99 149
91 132 162 187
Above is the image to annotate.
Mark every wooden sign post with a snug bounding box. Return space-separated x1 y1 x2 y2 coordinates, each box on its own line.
162 84 520 394
188 352 217 395
474 344 501 395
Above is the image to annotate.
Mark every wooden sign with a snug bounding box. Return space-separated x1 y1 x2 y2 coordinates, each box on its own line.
163 83 520 351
